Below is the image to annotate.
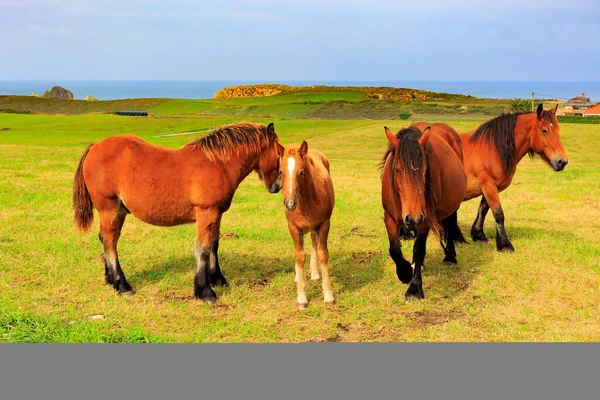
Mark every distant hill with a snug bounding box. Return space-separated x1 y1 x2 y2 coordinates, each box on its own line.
214 83 475 101
0 84 517 119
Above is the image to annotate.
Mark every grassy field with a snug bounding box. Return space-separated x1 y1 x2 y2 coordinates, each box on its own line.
1 92 599 342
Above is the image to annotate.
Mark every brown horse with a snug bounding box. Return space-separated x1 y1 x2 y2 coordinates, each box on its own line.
280 141 335 309
73 122 285 304
381 123 467 300
461 104 568 252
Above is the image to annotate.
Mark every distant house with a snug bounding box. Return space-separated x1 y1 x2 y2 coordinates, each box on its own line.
583 104 600 116
563 93 595 116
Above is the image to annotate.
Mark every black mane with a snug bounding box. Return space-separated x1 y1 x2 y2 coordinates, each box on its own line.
469 110 557 174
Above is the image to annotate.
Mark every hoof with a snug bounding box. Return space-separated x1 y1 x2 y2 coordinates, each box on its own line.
443 257 457 266
405 284 424 301
324 300 335 307
498 246 515 254
202 296 217 305
195 287 217 304
297 302 308 310
210 275 229 287
497 241 515 253
396 259 413 284
471 230 488 243
311 275 320 281
118 290 135 297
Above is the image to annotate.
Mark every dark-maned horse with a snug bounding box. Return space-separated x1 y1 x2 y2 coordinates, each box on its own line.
461 104 568 252
73 122 285 304
382 123 467 300
280 141 335 310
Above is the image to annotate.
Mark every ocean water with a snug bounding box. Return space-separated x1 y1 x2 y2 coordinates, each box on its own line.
1 80 599 102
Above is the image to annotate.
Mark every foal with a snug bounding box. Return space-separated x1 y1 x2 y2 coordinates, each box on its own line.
280 141 335 309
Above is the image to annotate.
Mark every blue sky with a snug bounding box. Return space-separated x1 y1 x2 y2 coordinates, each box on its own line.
1 0 599 81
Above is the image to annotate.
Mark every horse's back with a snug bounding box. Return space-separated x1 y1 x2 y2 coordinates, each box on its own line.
307 148 334 206
307 148 331 175
411 122 464 163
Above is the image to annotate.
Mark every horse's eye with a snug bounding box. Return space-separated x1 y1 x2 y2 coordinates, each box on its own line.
395 168 402 174
541 128 548 135
278 170 283 175
299 170 305 176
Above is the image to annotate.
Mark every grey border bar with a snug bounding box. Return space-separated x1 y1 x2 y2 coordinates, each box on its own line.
1 343 599 400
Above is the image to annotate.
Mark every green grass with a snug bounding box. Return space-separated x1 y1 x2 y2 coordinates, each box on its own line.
1 100 599 342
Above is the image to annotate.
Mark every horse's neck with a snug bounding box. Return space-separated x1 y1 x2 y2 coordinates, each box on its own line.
228 150 260 185
298 163 320 203
514 114 536 162
186 145 259 186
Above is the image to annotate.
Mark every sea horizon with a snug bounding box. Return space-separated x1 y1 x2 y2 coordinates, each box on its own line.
1 80 599 103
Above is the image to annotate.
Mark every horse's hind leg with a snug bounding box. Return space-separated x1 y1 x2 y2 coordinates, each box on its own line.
309 232 320 281
441 210 463 266
406 228 429 301
480 182 514 253
208 215 228 287
317 220 335 306
470 196 490 242
98 207 133 295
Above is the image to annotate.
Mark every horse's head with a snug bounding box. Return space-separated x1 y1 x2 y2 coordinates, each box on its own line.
280 141 308 212
529 103 568 171
256 122 285 193
385 126 431 236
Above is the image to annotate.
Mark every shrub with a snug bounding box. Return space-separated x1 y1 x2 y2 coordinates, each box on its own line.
557 115 600 124
398 111 412 120
510 98 533 112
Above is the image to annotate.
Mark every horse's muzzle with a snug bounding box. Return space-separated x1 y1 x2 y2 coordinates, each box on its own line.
269 182 282 193
551 158 568 171
404 214 424 235
284 198 297 212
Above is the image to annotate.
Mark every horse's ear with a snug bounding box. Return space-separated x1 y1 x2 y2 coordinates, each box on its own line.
384 127 399 148
276 140 285 157
551 104 558 115
418 125 431 146
267 122 275 135
299 141 308 157
536 103 544 120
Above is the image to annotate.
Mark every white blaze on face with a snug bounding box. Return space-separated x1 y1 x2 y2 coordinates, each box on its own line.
287 157 296 195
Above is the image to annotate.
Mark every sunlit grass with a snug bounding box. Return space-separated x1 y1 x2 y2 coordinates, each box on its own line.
0 111 598 342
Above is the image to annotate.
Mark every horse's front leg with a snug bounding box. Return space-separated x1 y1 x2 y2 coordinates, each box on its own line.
405 228 429 301
289 224 308 310
384 210 412 284
194 208 220 303
208 215 228 287
480 181 514 253
470 196 490 242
